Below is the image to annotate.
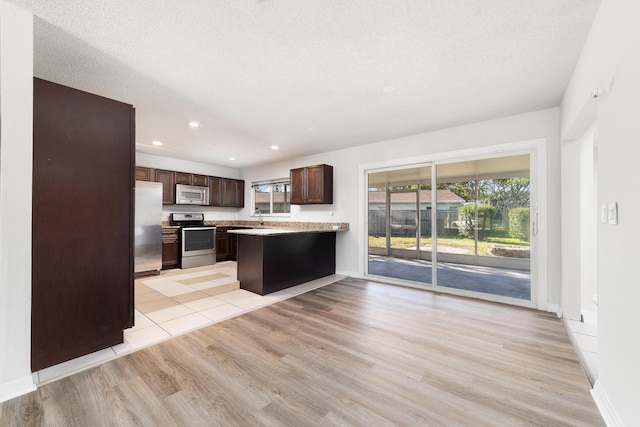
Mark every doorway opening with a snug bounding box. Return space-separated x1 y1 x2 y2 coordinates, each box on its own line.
561 123 598 383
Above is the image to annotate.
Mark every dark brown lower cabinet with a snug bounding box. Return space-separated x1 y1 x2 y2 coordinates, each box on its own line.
162 228 180 269
230 232 239 261
216 228 231 261
31 78 135 371
237 232 336 295
216 227 246 261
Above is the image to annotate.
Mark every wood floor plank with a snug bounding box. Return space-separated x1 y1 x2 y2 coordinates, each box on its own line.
0 277 604 426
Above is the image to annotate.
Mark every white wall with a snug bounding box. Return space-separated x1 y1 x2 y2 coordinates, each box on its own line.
241 108 561 307
0 1 36 402
561 0 640 424
137 152 241 179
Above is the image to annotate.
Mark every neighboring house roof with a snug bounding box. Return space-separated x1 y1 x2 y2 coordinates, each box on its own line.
368 189 465 203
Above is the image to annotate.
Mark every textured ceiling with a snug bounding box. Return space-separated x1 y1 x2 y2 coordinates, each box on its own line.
7 0 601 168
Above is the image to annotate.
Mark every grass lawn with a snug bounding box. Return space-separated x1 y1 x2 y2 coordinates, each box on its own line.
368 230 529 257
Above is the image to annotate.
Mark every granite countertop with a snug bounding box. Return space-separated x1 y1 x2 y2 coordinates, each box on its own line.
228 227 345 236
163 220 349 232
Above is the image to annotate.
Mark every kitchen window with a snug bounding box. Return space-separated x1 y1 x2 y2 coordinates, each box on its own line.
252 179 291 215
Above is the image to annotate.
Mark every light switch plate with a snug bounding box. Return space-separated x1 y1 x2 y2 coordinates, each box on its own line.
607 202 618 225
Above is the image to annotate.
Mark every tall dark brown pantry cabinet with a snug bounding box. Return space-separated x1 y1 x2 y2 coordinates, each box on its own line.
32 78 135 371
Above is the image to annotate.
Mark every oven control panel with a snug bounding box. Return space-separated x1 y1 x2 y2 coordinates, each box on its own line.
171 213 204 222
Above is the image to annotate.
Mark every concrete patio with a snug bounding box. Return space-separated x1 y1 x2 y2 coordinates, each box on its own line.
367 255 531 300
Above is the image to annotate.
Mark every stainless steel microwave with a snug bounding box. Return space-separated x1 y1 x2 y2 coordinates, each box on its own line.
175 184 209 205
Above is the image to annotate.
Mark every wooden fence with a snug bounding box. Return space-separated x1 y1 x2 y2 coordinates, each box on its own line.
368 208 461 237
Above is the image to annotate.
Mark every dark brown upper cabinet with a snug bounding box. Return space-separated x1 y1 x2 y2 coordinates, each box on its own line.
176 172 208 187
175 172 191 185
155 169 176 205
209 177 244 207
222 179 244 207
192 174 209 187
32 78 134 371
290 164 333 205
141 167 240 206
209 177 222 207
135 166 153 181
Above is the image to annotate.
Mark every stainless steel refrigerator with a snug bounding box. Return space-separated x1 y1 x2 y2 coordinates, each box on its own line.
134 180 163 275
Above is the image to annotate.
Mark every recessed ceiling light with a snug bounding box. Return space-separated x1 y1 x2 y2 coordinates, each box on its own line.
382 85 396 93
151 140 163 146
270 145 280 150
188 121 199 128
229 157 236 161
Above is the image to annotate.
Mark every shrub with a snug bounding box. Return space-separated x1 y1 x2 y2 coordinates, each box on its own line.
457 204 496 238
457 205 474 238
477 205 496 232
509 207 530 242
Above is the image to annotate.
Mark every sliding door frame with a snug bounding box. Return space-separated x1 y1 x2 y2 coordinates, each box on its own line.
387 189 421 259
360 139 547 310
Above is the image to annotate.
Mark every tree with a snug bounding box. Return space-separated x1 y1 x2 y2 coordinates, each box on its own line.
436 181 476 201
480 177 530 230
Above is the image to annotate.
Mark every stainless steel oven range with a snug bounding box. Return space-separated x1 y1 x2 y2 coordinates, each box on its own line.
169 213 216 269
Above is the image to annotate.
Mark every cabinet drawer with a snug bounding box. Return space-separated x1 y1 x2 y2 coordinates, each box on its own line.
161 228 180 269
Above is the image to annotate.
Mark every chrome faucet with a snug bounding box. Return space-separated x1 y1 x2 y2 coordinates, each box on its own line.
255 208 264 226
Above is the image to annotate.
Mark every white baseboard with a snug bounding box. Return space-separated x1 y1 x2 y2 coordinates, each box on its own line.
0 374 36 404
581 310 598 323
591 380 624 427
336 269 359 278
546 303 561 317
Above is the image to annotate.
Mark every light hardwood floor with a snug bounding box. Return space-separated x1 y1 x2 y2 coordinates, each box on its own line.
1 278 603 426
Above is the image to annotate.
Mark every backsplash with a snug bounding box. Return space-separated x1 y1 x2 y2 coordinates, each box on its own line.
163 220 349 231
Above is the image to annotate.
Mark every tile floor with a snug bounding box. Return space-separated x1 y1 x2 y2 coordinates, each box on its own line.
34 261 345 386
565 318 598 385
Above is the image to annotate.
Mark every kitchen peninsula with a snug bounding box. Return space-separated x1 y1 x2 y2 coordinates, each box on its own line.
229 227 345 295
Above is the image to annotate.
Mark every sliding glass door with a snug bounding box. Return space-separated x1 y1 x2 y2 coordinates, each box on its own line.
366 153 532 303
435 155 531 300
367 166 432 284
